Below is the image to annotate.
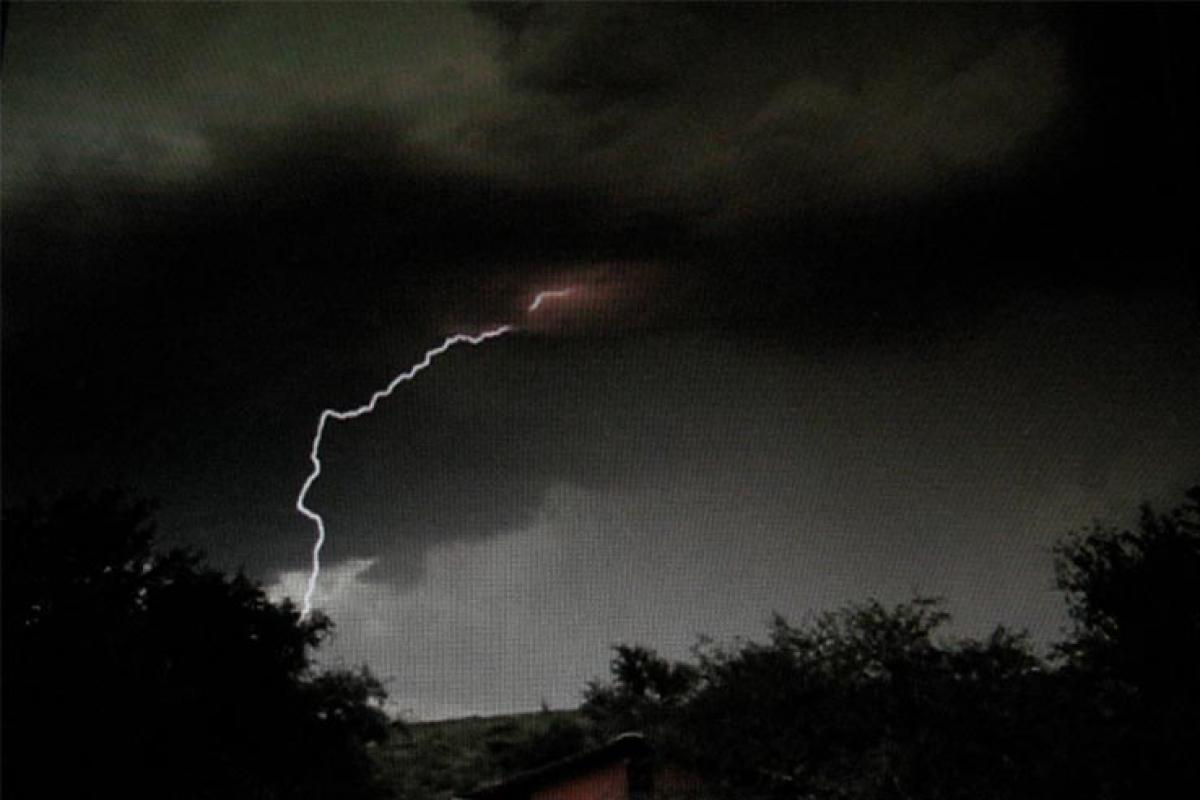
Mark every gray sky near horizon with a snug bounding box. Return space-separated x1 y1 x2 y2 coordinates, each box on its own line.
4 2 1197 720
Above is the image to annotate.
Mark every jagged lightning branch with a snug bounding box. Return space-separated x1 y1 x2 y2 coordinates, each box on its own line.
296 290 573 618
528 287 573 311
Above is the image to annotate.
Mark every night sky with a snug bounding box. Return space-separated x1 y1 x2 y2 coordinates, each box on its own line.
4 3 1198 720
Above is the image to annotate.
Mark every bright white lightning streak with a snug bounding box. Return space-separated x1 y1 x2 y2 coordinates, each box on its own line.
296 290 572 618
296 326 510 618
528 287 573 311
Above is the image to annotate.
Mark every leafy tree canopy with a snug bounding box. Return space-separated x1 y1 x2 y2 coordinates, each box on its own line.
583 598 1047 800
2 490 391 800
1052 485 1200 794
1054 486 1200 690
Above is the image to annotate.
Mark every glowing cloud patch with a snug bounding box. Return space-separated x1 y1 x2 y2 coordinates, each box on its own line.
528 287 574 312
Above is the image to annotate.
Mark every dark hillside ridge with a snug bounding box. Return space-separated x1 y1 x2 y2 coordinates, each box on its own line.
374 709 594 800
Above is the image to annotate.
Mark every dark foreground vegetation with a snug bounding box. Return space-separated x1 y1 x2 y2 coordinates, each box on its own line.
4 485 1198 799
2 491 391 799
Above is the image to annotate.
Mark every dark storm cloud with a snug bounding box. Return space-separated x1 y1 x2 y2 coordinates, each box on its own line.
467 3 1068 227
4 1 1197 590
7 2 1189 295
7 3 1069 224
476 2 711 101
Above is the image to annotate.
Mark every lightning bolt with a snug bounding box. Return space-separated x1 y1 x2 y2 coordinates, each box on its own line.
528 287 573 312
296 290 572 618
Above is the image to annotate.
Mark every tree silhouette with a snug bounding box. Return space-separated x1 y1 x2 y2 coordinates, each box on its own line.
582 643 700 745
693 600 1051 800
2 490 391 800
1052 485 1200 796
584 599 1049 800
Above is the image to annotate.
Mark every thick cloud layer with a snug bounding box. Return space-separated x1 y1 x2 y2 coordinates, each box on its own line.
6 4 1068 227
471 4 1068 226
